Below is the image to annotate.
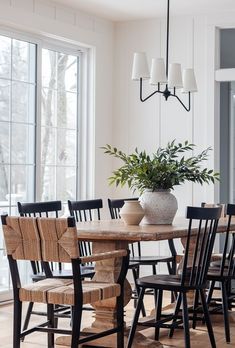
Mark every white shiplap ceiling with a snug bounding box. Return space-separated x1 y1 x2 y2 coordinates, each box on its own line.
53 0 235 21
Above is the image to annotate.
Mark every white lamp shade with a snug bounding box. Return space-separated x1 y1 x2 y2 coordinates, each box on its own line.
182 68 197 92
132 52 150 80
150 58 167 85
168 63 183 88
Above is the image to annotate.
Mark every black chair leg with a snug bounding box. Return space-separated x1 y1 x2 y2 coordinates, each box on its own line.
13 298 22 348
127 287 145 348
200 289 216 348
182 292 190 348
71 304 82 348
167 261 177 302
169 292 182 338
192 289 199 329
132 267 146 317
21 301 33 341
47 304 54 348
221 282 230 343
155 289 163 341
227 280 233 310
117 293 124 348
207 280 215 305
132 267 138 309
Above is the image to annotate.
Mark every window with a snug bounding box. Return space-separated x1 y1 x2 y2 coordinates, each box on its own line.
0 31 87 301
40 48 79 203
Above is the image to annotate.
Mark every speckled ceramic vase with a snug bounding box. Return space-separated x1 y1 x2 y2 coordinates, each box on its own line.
120 200 145 225
139 189 178 225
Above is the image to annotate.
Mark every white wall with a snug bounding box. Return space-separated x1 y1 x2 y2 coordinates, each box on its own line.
0 0 114 215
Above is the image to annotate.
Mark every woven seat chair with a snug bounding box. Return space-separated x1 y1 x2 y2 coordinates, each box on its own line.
127 206 221 348
2 215 129 348
17 200 94 336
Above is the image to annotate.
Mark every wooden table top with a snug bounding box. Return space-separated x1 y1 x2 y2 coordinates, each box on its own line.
77 217 235 242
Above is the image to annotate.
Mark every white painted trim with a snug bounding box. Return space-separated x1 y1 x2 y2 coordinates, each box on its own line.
215 68 235 82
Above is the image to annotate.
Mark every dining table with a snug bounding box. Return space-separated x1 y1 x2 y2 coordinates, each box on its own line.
56 216 235 348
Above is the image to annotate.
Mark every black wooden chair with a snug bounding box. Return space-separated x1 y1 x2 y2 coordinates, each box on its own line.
2 215 129 348
17 200 94 336
204 203 235 343
108 198 177 311
68 199 103 261
127 206 221 348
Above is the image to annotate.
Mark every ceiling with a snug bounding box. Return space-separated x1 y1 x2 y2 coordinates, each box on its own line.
53 0 235 21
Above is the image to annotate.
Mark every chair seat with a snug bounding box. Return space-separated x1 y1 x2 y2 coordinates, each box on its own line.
207 266 233 279
20 278 120 305
128 261 140 269
136 274 202 291
130 255 174 264
32 266 95 282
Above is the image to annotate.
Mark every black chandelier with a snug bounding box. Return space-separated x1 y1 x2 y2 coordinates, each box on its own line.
131 0 197 112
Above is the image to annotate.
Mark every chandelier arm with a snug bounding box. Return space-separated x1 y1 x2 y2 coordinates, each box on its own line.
140 78 163 102
171 92 191 112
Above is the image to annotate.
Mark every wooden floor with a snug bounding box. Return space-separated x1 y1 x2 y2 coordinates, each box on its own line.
1 294 235 347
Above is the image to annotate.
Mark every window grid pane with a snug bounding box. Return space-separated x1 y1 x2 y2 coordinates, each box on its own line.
40 48 78 203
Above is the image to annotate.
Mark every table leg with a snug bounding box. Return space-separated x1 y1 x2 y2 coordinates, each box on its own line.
83 240 164 347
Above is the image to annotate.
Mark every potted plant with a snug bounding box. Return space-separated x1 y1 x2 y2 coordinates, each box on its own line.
102 140 219 224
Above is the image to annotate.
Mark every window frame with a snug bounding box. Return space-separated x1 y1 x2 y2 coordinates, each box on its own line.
0 27 93 203
0 27 93 301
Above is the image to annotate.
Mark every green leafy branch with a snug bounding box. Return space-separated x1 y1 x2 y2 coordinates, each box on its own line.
101 141 219 194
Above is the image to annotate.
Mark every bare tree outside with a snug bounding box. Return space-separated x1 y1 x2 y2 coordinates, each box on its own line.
0 37 36 204
41 49 78 202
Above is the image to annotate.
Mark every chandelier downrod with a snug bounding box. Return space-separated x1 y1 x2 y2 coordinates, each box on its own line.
166 0 170 78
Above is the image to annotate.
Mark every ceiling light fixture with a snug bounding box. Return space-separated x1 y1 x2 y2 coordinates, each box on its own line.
131 0 197 112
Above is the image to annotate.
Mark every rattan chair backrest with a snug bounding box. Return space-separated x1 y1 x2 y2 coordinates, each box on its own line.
2 215 79 263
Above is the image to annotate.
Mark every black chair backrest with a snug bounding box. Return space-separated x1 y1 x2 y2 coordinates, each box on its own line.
181 206 221 288
68 199 103 222
17 200 62 217
217 203 235 277
68 199 103 258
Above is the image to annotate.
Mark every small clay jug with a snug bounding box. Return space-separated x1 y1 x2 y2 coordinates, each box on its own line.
120 200 145 225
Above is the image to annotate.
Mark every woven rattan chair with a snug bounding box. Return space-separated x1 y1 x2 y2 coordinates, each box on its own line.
2 215 129 348
127 206 221 348
17 200 94 336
